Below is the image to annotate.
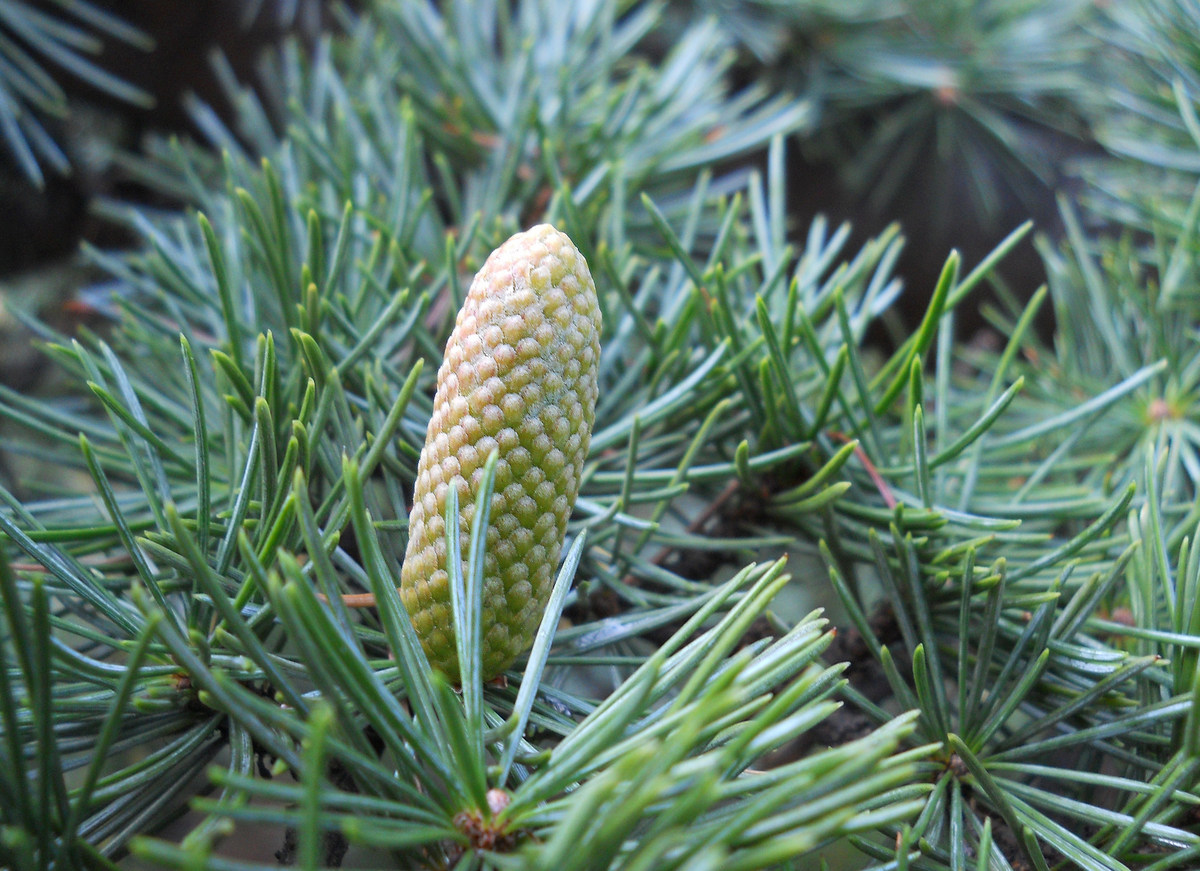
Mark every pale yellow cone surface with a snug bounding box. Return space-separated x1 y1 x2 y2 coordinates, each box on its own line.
400 224 601 682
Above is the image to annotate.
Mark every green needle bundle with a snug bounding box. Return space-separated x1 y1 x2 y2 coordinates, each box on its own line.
400 224 602 681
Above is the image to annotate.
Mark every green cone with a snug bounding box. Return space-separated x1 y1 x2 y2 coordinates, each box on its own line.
400 224 602 682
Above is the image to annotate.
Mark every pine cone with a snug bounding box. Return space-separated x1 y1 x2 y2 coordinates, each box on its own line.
400 224 601 682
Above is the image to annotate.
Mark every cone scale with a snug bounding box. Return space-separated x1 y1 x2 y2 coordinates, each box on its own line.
400 224 601 682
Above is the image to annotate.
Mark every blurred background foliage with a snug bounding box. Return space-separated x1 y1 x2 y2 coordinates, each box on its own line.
4 1 1200 869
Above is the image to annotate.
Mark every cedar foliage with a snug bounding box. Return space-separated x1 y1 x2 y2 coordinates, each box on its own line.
3 2 1200 869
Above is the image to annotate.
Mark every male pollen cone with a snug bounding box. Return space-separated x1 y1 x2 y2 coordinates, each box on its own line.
400 224 601 682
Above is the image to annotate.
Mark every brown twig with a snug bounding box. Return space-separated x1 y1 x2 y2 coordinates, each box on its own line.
828 430 896 509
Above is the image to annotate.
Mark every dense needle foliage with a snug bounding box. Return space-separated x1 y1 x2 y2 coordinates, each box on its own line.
3 1 1200 869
